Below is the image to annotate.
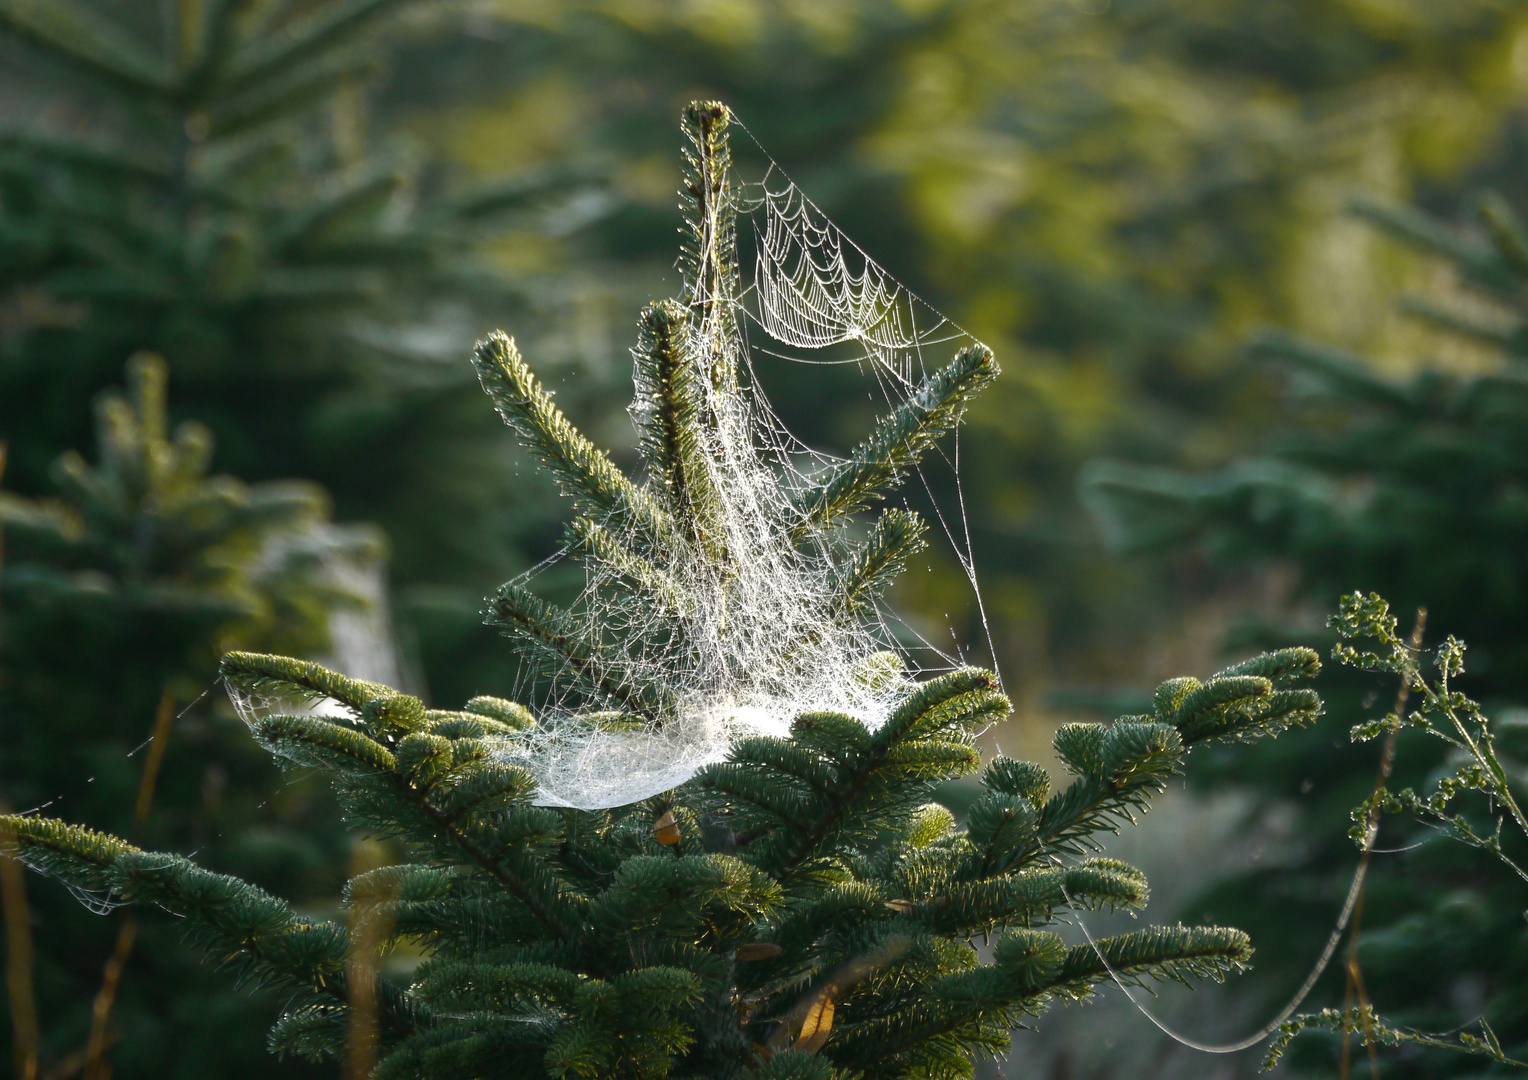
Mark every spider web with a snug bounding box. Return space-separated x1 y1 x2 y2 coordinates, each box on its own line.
474 125 995 811
750 171 941 383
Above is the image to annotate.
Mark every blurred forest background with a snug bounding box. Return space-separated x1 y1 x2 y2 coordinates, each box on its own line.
2 0 1527 1077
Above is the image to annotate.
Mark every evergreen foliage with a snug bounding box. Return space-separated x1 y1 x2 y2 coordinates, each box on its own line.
0 356 365 1077
1 102 1328 1079
0 632 1322 1078
0 0 563 703
0 4 581 1068
1081 194 1528 1075
1 352 358 679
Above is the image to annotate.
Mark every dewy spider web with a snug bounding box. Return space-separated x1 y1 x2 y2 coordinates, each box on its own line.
480 118 995 810
751 171 932 382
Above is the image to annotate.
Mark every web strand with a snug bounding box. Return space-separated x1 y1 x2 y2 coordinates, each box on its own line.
1059 849 1372 1055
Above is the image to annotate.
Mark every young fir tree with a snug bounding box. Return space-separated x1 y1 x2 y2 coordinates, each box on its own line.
0 0 574 703
0 6 587 1067
1 354 367 1077
2 104 1324 1079
1082 194 1528 1075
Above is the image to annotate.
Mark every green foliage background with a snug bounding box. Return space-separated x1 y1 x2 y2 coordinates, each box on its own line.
4 0 1528 1077
386 0 1528 691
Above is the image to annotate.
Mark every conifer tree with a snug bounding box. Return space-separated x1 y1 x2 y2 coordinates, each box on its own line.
0 0 568 703
2 103 1326 1079
0 1 544 1071
1 355 367 1077
1082 194 1528 1075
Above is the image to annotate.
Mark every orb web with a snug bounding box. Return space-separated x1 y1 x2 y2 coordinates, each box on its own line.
481 119 997 810
752 172 935 381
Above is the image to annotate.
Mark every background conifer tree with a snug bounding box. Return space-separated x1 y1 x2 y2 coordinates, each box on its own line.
0 2 589 1073
0 103 1329 1080
0 355 368 1077
0 0 589 706
1082 193 1528 1075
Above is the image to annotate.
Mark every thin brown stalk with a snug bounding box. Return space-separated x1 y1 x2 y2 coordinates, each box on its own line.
344 841 397 1080
130 690 177 827
1340 608 1424 1080
1345 954 1380 1079
1 809 40 1080
0 446 38 1080
79 920 135 1080
81 686 177 1080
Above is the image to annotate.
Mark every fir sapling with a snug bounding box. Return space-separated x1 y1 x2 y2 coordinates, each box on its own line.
1 103 1326 1080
